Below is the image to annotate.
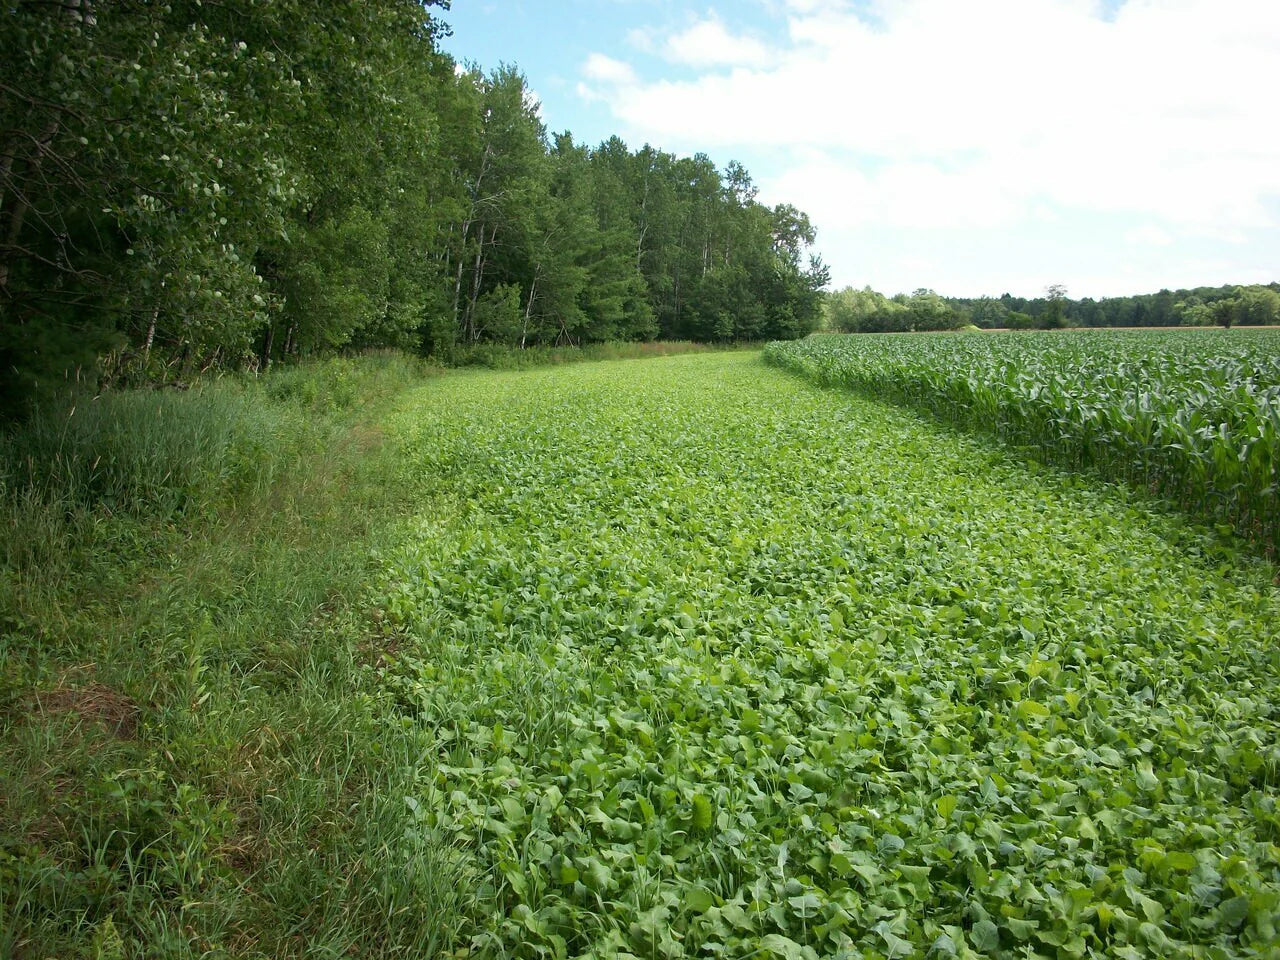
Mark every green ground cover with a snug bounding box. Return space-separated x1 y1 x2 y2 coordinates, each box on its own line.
3 349 1278 958
764 330 1280 552
377 352 1280 958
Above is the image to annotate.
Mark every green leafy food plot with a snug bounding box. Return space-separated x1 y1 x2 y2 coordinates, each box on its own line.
376 352 1279 958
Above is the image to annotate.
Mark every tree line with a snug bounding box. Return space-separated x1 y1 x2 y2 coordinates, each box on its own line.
0 0 827 414
826 282 1280 333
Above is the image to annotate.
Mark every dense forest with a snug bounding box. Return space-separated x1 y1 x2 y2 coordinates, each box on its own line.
825 282 1280 333
0 0 828 414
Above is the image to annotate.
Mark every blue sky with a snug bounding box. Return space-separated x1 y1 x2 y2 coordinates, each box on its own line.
440 0 1280 299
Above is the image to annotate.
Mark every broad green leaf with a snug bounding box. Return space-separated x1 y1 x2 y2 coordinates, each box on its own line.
970 919 1000 953
684 885 715 913
1016 700 1050 721
759 934 809 960
691 794 714 832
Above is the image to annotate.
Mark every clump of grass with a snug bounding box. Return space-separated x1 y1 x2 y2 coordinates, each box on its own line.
264 351 440 414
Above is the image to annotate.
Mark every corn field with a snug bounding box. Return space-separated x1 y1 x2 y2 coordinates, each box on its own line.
764 330 1280 552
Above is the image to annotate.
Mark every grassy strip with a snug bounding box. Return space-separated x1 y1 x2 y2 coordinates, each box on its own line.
439 339 760 370
0 354 471 958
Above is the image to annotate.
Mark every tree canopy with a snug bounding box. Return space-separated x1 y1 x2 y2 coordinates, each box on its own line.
0 0 827 414
824 282 1280 333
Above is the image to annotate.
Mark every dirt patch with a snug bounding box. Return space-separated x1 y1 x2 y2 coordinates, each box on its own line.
356 612 404 670
32 683 140 739
349 422 386 453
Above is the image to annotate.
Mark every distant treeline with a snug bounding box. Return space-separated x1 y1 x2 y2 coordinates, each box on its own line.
0 1 826 414
826 283 1280 333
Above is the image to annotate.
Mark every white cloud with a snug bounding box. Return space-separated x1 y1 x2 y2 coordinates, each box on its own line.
1124 226 1174 248
625 27 657 53
663 13 773 67
578 0 1280 293
582 52 638 86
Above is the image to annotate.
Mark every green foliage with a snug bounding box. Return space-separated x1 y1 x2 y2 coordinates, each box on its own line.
373 351 1280 957
275 207 392 353
1 385 307 519
442 339 746 370
1014 282 1280 329
1 4 823 411
4 349 1279 955
0 0 306 389
1213 299 1239 330
1195 290 1280 331
473 284 526 346
1175 299 1215 327
1 355 427 520
967 297 1009 329
447 114 824 351
825 287 895 333
765 330 1280 551
0 354 432 578
834 284 1280 334
823 287 959 333
1237 286 1280 326
906 288 961 331
1040 284 1070 329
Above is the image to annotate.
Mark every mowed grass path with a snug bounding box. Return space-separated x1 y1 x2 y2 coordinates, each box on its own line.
378 352 1279 958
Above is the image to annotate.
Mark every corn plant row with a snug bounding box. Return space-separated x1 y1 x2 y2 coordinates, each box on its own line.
764 331 1280 552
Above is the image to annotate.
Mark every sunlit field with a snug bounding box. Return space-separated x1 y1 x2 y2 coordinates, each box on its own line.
373 351 1280 957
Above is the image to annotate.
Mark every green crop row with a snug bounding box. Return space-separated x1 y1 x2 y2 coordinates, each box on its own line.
763 330 1280 552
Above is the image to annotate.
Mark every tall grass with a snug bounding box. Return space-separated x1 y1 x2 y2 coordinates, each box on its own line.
0 352 476 958
2 386 306 515
2 353 431 513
